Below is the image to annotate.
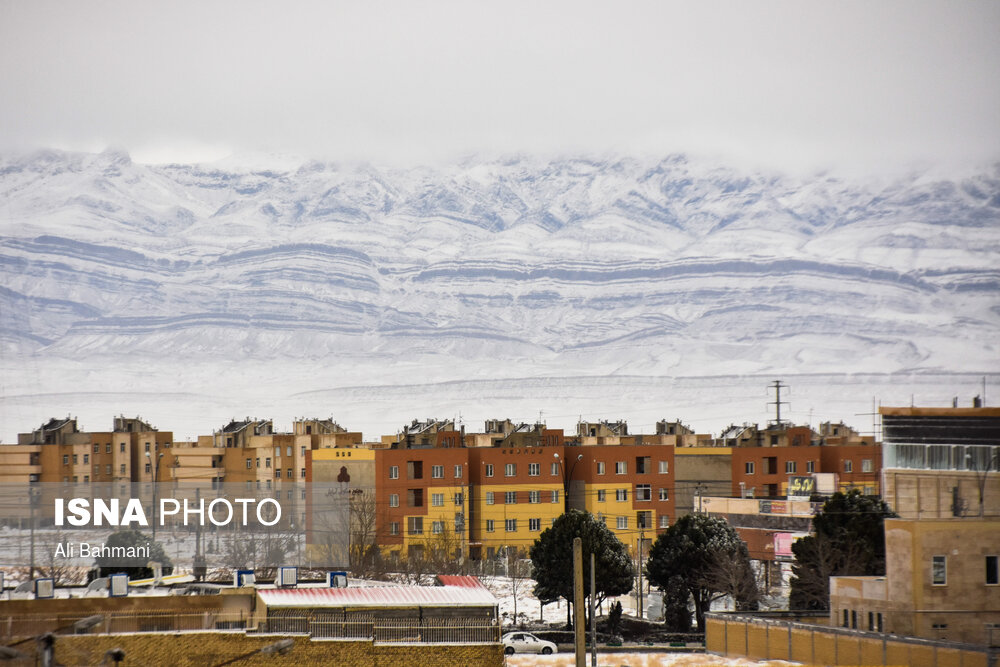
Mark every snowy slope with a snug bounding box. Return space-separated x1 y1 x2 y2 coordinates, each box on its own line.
1 149 998 440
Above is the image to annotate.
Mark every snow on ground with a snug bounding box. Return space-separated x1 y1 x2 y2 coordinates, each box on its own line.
505 654 799 666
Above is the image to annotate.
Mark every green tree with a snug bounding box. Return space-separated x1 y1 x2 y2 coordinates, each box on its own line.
93 529 173 580
645 514 755 632
529 510 634 626
790 490 897 611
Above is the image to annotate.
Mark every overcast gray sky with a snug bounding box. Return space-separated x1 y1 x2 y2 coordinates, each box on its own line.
1 1 998 171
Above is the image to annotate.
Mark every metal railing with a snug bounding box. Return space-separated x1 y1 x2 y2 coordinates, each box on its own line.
261 610 500 644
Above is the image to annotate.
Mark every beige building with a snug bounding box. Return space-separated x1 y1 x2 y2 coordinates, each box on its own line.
831 518 1000 645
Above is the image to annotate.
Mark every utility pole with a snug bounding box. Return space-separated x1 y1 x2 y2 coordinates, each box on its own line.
637 527 644 620
574 537 584 667
590 552 597 667
768 380 789 426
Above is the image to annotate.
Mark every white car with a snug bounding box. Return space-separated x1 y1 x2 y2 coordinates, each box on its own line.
502 631 557 655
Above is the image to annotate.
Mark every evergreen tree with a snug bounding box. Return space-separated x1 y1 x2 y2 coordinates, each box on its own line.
529 510 634 626
789 490 897 610
645 514 755 632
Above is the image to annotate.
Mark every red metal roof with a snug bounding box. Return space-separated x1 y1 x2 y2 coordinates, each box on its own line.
257 583 497 609
434 575 486 589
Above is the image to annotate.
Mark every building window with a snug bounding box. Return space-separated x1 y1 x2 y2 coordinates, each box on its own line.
842 609 849 627
265 457 271 468
659 488 669 501
105 464 111 475
551 490 559 503
505 491 517 504
145 463 151 474
120 442 126 453
63 455 69 465
408 489 424 507
485 464 494 477
106 443 111 453
287 446 292 457
844 460 853 473
637 511 651 528
505 463 516 477
275 470 281 479
597 462 606 475
486 519 495 532
636 456 651 473
431 493 444 507
300 468 306 478
745 461 755 474
246 458 252 469
92 444 99 453
551 462 559 476
407 517 423 535
454 464 463 478
659 515 670 528
615 461 626 475
390 522 400 536
616 489 628 502
408 461 423 479
432 521 444 534
785 461 796 474
431 465 444 479
83 454 89 464
529 462 540 476
505 519 517 532
73 454 78 464
597 489 607 502
806 460 815 473
862 459 873 473
529 518 541 531
986 555 999 585
120 464 126 475
389 465 399 479
255 457 260 468
617 516 628 530
932 555 947 585
636 484 651 501
486 491 495 505
454 492 464 505
300 446 306 457
287 468 292 478
658 460 669 474
145 442 150 452
529 490 541 504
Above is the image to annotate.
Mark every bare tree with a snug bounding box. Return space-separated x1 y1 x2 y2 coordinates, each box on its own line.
699 550 764 612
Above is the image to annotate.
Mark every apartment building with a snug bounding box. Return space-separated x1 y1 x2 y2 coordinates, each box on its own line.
829 402 1000 646
571 443 676 557
730 423 881 498
0 416 171 485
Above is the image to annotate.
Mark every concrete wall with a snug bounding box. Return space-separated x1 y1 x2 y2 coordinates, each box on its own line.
706 614 995 667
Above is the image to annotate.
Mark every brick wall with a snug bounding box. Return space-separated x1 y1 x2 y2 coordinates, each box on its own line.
16 633 504 667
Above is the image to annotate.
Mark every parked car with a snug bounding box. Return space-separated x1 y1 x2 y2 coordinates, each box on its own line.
502 631 556 655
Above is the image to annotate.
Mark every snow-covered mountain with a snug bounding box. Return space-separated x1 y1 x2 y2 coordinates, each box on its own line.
1 149 998 440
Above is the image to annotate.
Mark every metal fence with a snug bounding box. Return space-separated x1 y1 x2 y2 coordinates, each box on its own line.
1 610 500 645
261 610 500 644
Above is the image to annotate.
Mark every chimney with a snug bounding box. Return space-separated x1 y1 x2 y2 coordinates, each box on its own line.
973 395 983 408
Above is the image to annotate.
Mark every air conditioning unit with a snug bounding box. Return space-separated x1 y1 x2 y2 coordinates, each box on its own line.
109 573 129 597
278 566 297 588
34 578 55 599
327 571 348 588
235 570 255 587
